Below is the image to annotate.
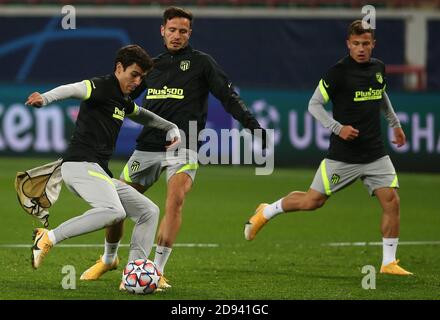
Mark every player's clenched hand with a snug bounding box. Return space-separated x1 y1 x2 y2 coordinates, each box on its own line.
165 127 181 151
392 127 406 148
25 92 44 108
166 137 181 151
338 125 359 141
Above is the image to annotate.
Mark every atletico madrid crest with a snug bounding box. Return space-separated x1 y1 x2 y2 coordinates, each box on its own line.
376 72 383 84
131 161 140 172
180 60 190 71
331 174 340 185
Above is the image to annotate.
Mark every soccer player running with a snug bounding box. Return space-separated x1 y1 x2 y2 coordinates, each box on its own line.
244 20 412 275
25 45 181 286
80 6 266 288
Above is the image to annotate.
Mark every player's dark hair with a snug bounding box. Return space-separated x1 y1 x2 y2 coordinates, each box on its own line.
163 6 193 27
114 44 153 72
348 20 375 39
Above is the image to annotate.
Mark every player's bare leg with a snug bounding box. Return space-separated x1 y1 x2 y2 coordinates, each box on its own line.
281 189 328 212
375 187 412 275
157 173 193 246
376 187 400 238
245 189 327 240
153 173 193 288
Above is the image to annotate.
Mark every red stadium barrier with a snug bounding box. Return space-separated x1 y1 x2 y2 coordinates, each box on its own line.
0 0 439 7
386 64 427 91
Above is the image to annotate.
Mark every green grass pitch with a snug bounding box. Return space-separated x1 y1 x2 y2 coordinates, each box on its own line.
1 157 439 300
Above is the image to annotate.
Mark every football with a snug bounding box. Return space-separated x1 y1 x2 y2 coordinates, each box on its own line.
122 259 161 294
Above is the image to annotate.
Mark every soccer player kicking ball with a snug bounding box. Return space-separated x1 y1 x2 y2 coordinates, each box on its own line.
25 45 181 289
244 20 412 276
80 6 266 289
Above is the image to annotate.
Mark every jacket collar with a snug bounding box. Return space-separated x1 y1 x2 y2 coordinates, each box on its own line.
346 54 373 67
110 73 126 97
164 45 192 56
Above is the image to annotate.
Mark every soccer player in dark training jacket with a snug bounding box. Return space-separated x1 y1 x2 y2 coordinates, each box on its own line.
81 7 267 288
244 20 412 276
25 45 181 288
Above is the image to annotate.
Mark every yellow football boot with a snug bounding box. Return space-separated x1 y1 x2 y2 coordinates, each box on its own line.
380 260 413 275
244 203 269 241
80 256 119 280
158 275 171 289
31 228 53 269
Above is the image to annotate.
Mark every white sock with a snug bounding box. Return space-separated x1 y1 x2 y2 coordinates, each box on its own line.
102 239 120 265
262 199 284 220
47 230 57 245
382 237 399 266
154 245 172 274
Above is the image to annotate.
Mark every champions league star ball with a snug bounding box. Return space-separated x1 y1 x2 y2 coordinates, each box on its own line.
251 99 281 145
122 259 161 294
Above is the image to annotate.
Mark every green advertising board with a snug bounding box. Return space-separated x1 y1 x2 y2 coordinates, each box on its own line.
0 85 76 157
1 85 439 172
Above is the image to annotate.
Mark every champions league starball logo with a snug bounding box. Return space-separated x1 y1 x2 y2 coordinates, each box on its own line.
250 100 281 147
